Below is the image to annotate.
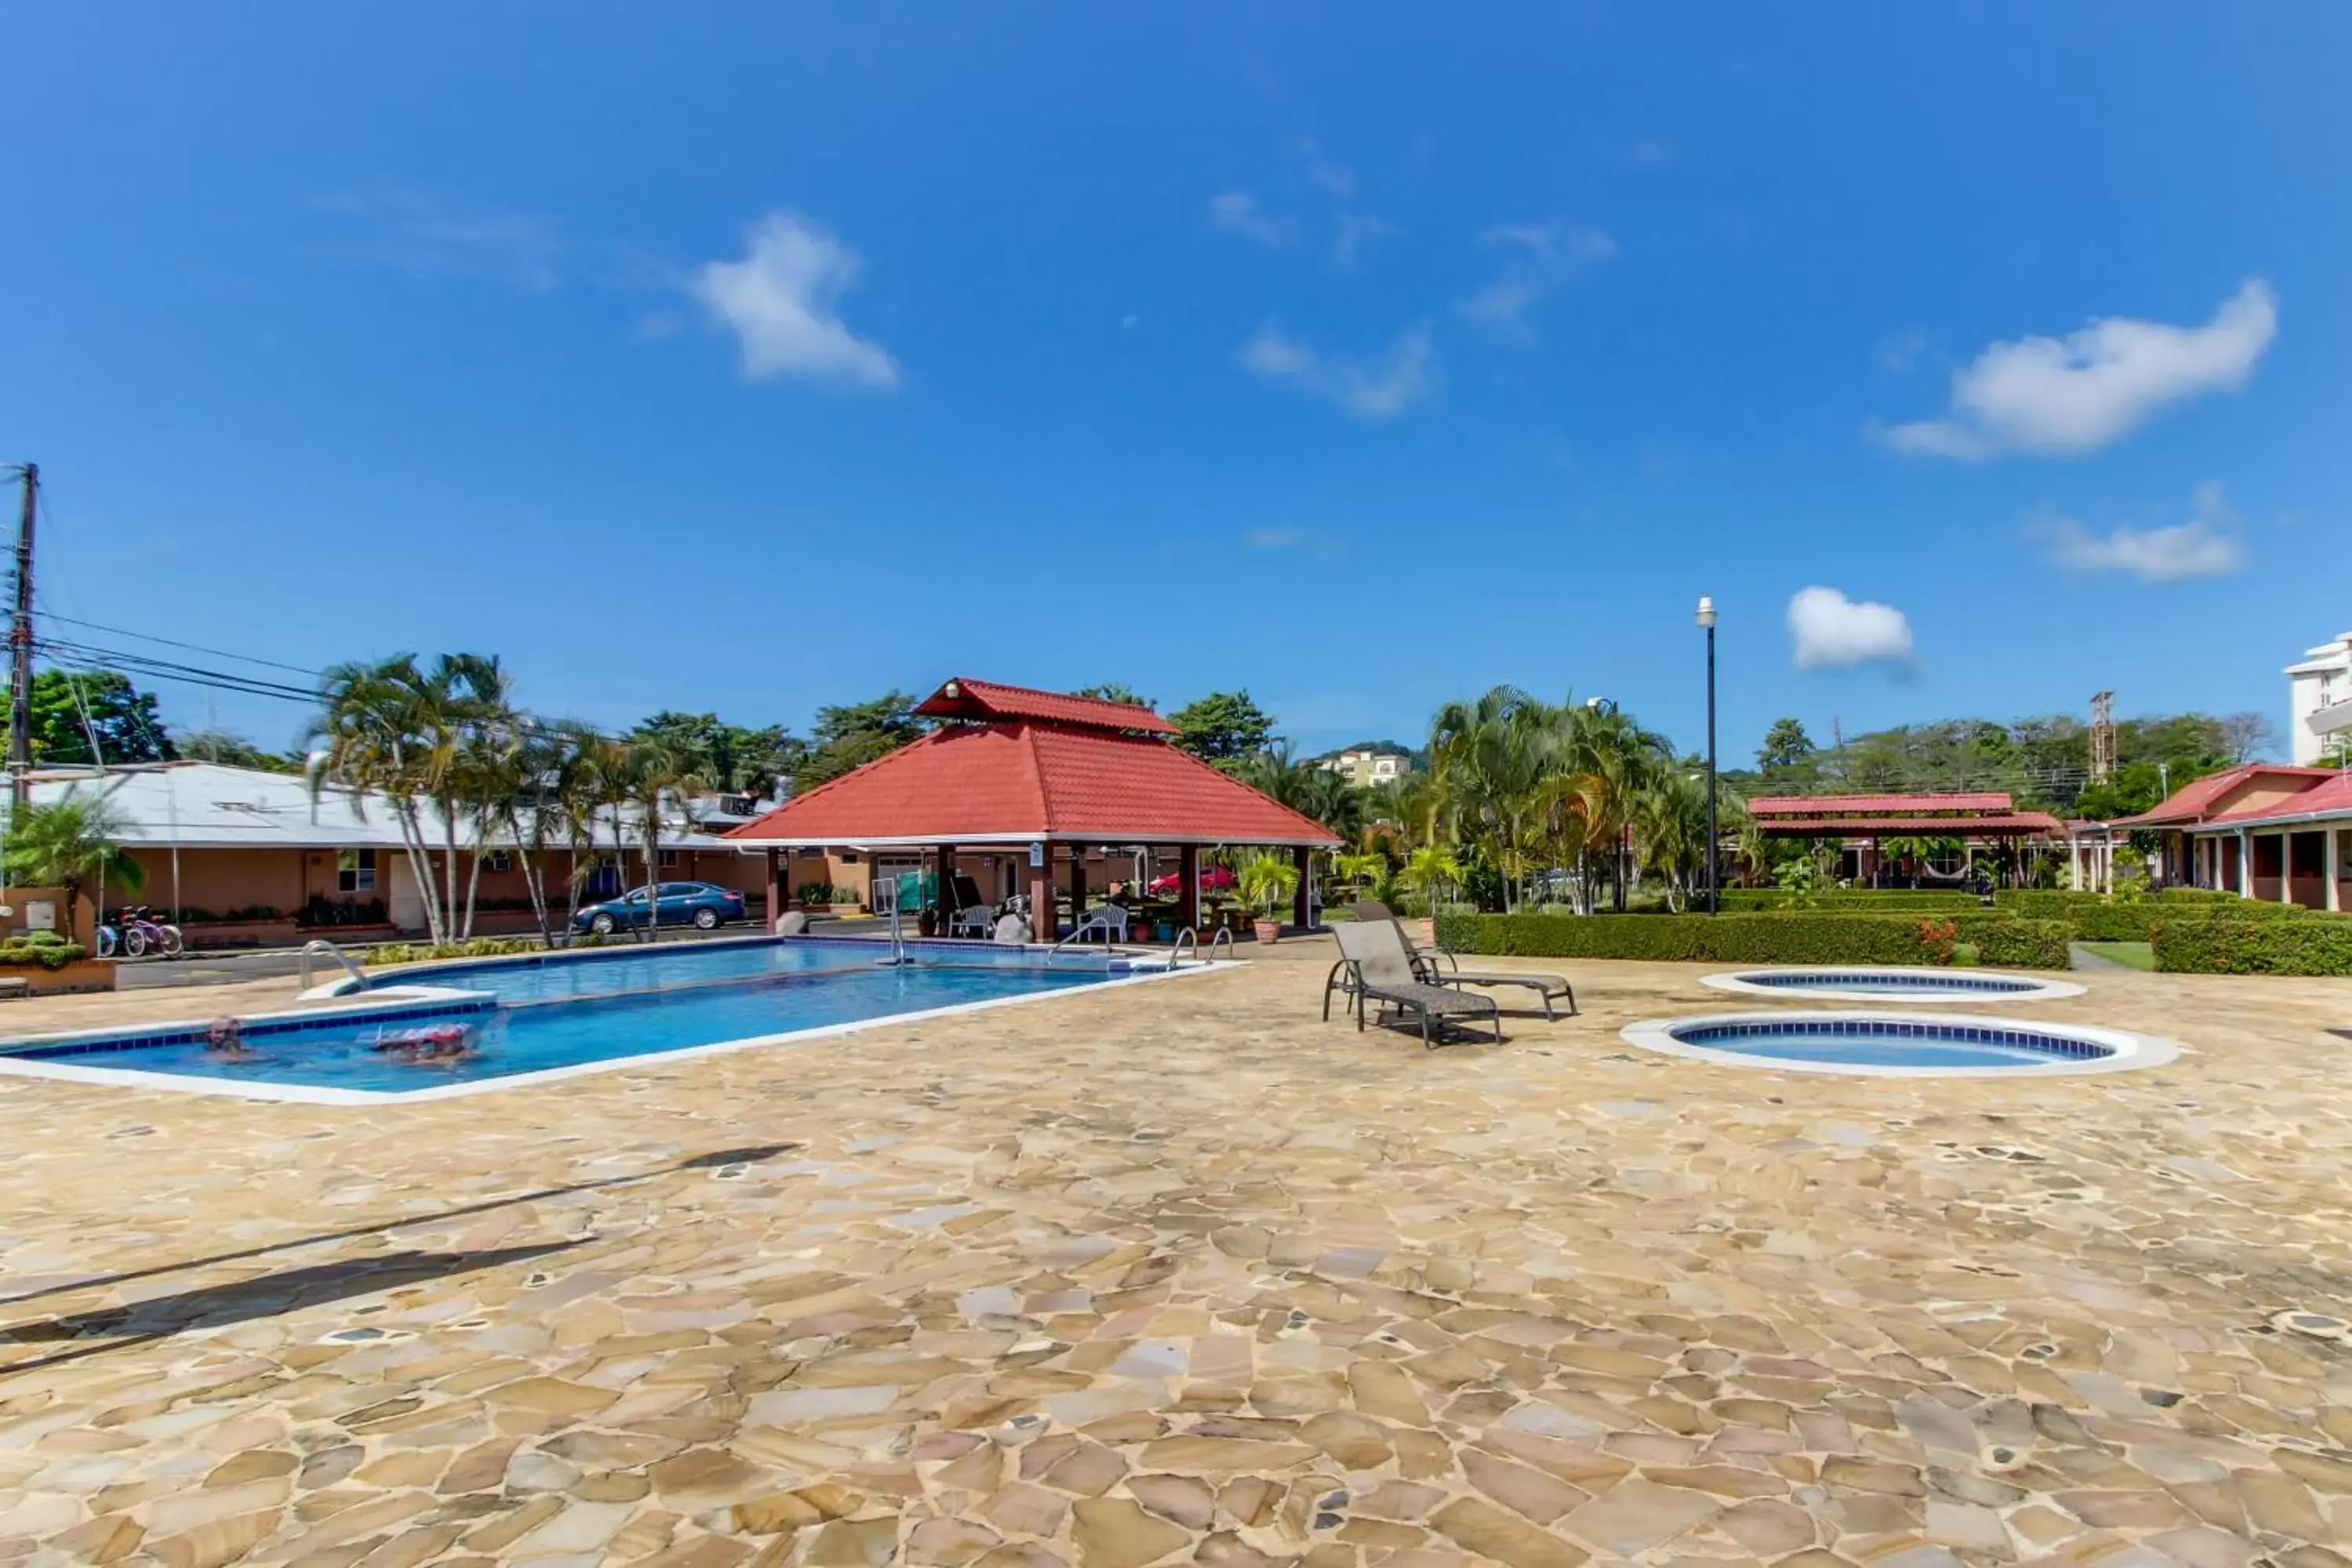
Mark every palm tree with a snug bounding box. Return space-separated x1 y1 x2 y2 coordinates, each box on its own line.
1633 771 1711 911
308 655 450 943
3 792 146 934
1399 844 1461 916
622 738 709 943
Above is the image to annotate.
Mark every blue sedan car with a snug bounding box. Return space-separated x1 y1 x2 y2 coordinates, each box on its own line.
574 881 746 935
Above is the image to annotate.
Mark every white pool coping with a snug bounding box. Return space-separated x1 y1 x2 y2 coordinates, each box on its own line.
1700 967 2085 1004
1620 1009 2182 1078
0 961 1235 1105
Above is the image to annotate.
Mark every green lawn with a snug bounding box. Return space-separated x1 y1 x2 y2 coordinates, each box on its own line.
2078 940 2157 971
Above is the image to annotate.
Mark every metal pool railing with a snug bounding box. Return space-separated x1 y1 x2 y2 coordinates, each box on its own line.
299 938 368 992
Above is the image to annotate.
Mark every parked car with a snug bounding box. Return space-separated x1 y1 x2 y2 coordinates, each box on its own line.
1146 865 1236 898
574 882 746 935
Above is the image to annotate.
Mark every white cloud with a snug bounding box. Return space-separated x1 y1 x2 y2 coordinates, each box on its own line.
2042 481 2249 583
1243 527 1305 549
1788 586 1916 671
1883 280 2277 459
1294 140 1356 198
688 212 898 389
314 191 564 290
1207 191 1297 249
1457 223 1617 332
1240 325 1432 419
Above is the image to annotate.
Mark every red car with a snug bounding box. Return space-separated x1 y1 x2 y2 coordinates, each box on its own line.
1147 865 1236 898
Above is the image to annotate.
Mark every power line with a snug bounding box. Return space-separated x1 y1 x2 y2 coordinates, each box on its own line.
37 610 322 678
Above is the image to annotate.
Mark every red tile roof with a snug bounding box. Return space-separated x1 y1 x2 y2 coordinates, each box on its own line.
725 721 1339 847
1750 812 2061 836
913 677 1178 734
1748 792 2014 815
2109 764 2340 827
2206 770 2352 827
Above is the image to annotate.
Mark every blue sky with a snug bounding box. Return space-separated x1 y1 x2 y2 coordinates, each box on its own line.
5 4 2347 765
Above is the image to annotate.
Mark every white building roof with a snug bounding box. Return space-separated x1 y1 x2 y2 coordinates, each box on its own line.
20 763 739 852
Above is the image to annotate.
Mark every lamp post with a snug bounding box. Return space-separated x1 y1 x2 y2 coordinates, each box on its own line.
1697 596 1719 914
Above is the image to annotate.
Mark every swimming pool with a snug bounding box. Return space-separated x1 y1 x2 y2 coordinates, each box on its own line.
0 937 1183 1102
1620 1011 2176 1077
1700 967 2084 1004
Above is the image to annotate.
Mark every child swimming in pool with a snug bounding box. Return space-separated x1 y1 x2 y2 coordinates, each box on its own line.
205 1017 252 1058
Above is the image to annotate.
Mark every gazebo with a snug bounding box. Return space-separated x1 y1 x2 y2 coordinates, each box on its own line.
1746 792 2063 886
724 678 1341 937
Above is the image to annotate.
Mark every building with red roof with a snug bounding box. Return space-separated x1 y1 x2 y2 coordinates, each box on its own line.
1748 791 2063 887
726 678 1339 936
2112 763 2350 908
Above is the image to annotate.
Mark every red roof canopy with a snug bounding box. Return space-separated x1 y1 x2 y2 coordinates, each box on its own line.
913 677 1178 735
1753 812 2061 836
727 680 1337 848
1749 792 2014 815
2205 771 2352 828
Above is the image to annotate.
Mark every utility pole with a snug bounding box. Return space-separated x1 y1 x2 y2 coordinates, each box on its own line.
7 463 34 810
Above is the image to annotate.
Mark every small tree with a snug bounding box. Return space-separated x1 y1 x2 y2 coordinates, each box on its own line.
1235 851 1300 922
3 792 147 927
1399 844 1462 916
1168 691 1277 767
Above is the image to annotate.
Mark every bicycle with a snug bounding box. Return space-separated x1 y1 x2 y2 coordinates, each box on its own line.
116 906 186 959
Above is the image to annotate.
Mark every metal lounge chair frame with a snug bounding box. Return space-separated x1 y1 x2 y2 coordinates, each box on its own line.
1324 901 1577 1022
1326 920 1502 1048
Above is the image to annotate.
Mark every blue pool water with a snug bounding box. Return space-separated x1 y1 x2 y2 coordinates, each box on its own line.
1736 970 2039 998
1669 1016 2114 1070
9 939 1120 1093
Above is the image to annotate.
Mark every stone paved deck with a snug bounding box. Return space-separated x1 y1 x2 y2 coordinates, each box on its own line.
1 942 2349 1566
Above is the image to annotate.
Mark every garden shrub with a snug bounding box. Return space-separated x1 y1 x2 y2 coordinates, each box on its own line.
1948 914 2071 970
363 937 543 966
1719 890 1978 913
2151 916 2352 976
0 939 89 970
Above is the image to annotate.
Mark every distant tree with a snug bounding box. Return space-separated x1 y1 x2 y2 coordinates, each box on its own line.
1755 717 1814 774
792 691 927 794
628 711 804 796
177 728 302 774
1074 683 1156 710
2216 711 2278 764
1168 691 1277 766
11 670 175 766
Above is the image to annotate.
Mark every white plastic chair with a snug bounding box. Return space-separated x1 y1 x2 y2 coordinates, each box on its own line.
1073 905 1130 943
949 904 996 939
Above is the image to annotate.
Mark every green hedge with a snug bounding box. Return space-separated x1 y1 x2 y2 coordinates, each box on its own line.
1947 915 2072 970
1435 910 2070 969
0 939 89 970
1718 890 1980 913
2151 916 2352 975
1992 890 2328 942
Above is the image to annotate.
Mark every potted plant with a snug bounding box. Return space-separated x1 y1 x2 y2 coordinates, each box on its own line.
1399 845 1462 946
1236 855 1300 945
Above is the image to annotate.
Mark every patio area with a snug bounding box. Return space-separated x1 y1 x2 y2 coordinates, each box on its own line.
1 943 2349 1566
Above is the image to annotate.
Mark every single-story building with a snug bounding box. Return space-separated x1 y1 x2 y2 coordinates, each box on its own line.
6 762 757 942
2114 762 2352 910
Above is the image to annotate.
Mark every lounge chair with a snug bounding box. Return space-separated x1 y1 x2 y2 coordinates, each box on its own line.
1342 900 1577 1020
1327 920 1502 1048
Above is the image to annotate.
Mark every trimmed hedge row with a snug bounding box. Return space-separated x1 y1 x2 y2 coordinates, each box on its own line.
2151 916 2352 976
1434 910 2071 970
1717 890 1980 913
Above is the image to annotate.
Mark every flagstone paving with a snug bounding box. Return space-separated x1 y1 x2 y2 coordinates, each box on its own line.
0 945 2349 1565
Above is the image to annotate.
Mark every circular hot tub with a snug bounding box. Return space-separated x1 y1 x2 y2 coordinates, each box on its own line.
1620 1011 2176 1077
1701 967 2084 1004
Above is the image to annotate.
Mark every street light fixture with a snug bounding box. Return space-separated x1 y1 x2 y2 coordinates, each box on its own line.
1696 596 1719 915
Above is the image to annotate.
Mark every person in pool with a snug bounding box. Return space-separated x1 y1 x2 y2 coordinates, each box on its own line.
205 1016 252 1058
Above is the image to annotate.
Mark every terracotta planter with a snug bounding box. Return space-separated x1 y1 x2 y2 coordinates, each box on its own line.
0 959 118 996
1416 916 1436 946
1251 917 1283 945
916 910 938 938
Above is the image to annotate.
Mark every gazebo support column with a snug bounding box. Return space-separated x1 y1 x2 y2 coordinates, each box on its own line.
765 848 783 928
1027 844 1054 943
1177 845 1200 935
1291 845 1312 931
1068 848 1087 938
935 845 958 929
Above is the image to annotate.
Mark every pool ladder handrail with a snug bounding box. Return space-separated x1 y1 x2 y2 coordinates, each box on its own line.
299 938 368 992
877 902 908 966
1207 927 1236 962
1167 927 1197 968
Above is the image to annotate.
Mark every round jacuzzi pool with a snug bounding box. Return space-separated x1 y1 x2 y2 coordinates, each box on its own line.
1701 967 2084 1004
1620 1011 2177 1076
